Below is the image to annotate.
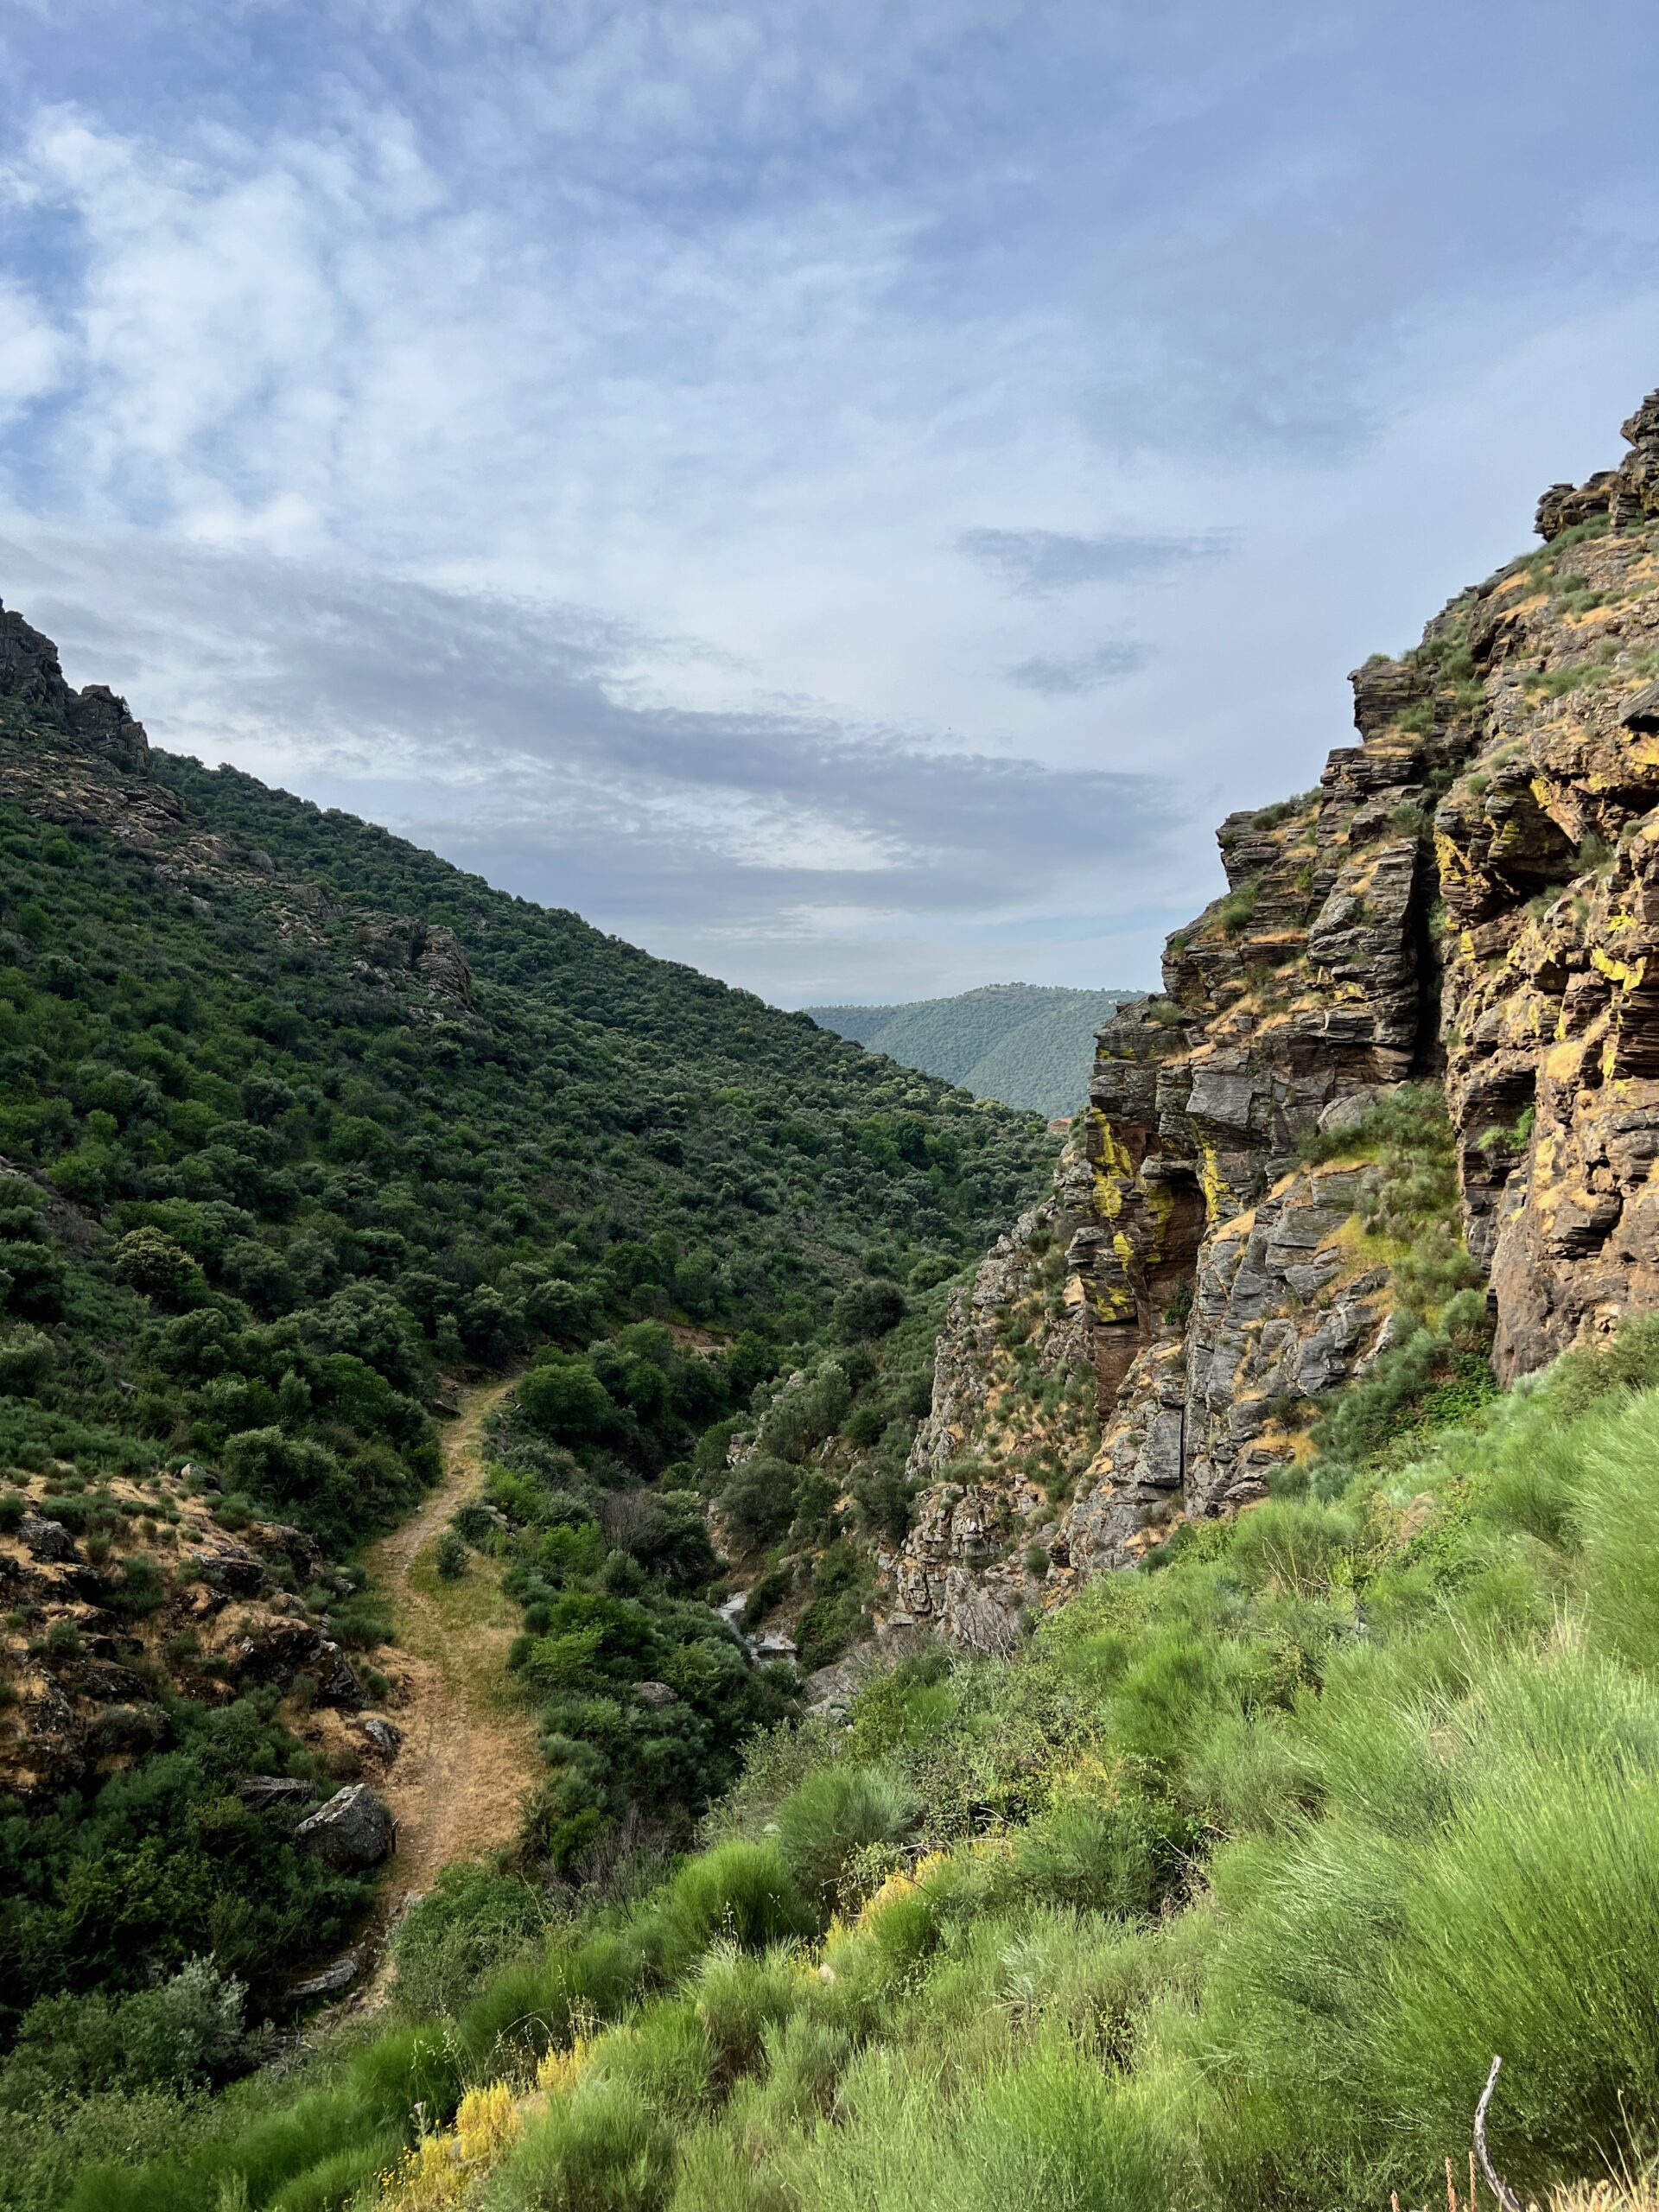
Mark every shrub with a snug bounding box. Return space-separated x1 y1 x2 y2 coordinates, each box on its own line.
1196 1651 1659 2204
720 1457 796 1548
518 1358 618 1445
774 1766 918 1906
527 1276 603 1346
1011 1800 1179 1919
0 1325 56 1392
485 2076 672 2212
833 1281 907 1341
3 1957 245 2101
435 1528 468 1580
692 1941 804 2074
1549 1314 1659 1418
642 1842 816 1976
111 1229 205 1305
390 1861 549 2019
758 1364 853 1462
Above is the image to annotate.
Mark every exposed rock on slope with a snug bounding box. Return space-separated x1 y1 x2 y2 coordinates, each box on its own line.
884 389 1659 1646
0 600 479 1029
0 1453 391 1802
0 602 151 773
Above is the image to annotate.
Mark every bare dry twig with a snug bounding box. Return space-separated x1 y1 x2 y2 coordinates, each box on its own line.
1476 2055 1524 2212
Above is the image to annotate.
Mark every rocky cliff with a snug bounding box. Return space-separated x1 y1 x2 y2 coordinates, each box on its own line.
0 599 480 1026
883 389 1659 1647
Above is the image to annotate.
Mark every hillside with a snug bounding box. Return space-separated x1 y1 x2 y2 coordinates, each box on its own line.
19 390 1659 2212
0 601 1053 2047
50 1317 1659 2212
805 983 1138 1118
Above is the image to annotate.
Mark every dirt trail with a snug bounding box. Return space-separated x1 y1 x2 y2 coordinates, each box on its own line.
362 1376 540 1947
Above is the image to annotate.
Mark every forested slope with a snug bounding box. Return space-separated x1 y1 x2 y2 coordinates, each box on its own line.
0 599 1052 2054
806 983 1135 1117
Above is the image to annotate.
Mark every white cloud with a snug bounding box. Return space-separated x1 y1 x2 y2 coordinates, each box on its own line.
3 4 1659 1001
0 280 65 417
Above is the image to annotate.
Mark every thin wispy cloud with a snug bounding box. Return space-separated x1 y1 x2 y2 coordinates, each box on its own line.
3 3 1659 1000
1006 643 1152 694
958 527 1235 597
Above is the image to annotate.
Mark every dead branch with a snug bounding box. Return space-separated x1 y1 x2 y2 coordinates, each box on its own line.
1475 2055 1524 2212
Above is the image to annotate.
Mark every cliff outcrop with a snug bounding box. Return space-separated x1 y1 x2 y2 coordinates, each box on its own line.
0 600 479 1027
883 388 1659 1647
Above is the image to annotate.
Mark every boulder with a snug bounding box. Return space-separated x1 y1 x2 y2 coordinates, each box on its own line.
317 1643 364 1708
1317 1084 1394 1135
633 1680 679 1710
803 1659 861 1717
225 1615 328 1688
18 1514 77 1563
193 1538 268 1595
287 1954 359 2002
295 1783 394 1871
261 1522 326 1584
354 1714 404 1758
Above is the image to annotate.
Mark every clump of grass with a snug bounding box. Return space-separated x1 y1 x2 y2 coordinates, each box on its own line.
1524 661 1607 702
1215 879 1261 940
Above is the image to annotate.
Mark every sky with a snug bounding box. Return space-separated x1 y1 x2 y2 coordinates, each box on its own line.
3 4 1659 1005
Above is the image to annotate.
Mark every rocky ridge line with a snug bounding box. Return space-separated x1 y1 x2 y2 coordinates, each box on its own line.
0 600 478 1026
883 389 1659 1647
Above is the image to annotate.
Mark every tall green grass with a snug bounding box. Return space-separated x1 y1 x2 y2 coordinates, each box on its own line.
34 1321 1659 2212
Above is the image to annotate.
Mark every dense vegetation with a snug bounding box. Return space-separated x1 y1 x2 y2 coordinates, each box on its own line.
806 983 1136 1120
27 1311 1659 2212
418 1240 974 1892
0 747 1052 2040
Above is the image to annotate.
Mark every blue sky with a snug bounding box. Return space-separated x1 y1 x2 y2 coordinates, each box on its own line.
3 3 1659 1002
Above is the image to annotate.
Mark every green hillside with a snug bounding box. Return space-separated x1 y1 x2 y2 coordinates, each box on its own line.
806 983 1139 1118
0 607 1053 2063
53 1297 1659 2212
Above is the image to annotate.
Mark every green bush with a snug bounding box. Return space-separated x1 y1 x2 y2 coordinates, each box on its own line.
690 1942 804 2073
1 1957 245 2103
0 1327 56 1392
1009 1800 1178 1919
485 2076 672 2211
518 1358 619 1445
389 1861 549 2020
641 1843 816 1977
833 1281 907 1341
774 1766 918 1906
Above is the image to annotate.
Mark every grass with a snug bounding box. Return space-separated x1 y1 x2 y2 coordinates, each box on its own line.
1523 660 1609 702
28 1315 1659 2212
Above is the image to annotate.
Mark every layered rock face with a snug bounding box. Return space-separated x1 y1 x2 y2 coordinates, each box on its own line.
0 600 151 772
881 389 1659 1646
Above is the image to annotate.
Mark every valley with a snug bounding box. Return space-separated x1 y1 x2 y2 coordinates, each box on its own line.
10 389 1659 2212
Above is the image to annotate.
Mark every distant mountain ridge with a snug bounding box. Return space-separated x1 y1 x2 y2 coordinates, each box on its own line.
805 982 1141 1118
